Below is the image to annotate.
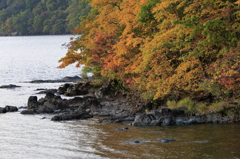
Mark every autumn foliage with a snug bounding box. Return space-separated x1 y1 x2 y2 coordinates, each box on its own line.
59 0 240 101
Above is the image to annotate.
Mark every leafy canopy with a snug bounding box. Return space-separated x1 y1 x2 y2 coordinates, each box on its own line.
59 0 240 101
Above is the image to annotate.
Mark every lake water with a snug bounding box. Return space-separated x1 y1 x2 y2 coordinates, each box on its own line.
0 35 240 159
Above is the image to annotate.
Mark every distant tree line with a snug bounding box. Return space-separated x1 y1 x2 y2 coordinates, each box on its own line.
0 0 91 35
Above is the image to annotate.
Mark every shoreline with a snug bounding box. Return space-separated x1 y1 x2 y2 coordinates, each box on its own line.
10 77 239 127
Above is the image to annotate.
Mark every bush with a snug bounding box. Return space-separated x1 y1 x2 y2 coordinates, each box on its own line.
166 100 177 109
197 103 208 114
209 101 227 113
167 98 197 115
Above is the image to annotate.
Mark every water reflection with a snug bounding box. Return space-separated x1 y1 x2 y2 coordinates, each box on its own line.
66 120 240 159
0 112 240 159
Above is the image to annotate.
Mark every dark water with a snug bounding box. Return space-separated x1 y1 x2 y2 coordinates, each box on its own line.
0 35 240 158
90 121 240 159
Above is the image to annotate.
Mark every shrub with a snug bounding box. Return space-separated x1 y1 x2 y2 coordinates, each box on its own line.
209 101 227 113
166 100 177 109
197 103 208 114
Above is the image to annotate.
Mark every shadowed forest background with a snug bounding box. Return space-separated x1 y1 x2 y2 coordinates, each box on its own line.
0 0 90 35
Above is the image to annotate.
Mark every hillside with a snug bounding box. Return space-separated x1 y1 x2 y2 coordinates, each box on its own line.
0 0 91 35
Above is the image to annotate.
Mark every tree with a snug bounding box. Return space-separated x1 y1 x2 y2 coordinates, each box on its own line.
57 0 240 101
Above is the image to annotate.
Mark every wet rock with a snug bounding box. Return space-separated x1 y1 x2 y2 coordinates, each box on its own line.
94 81 111 98
62 82 91 96
132 113 156 126
175 117 185 125
84 97 102 112
115 117 135 123
45 92 56 100
0 107 7 113
58 83 72 94
36 105 54 114
0 84 21 89
5 106 18 112
159 139 176 143
161 116 175 126
21 109 36 114
27 96 39 109
51 109 93 121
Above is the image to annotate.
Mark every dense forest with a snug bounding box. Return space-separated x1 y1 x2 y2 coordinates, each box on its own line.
0 0 91 35
59 0 240 113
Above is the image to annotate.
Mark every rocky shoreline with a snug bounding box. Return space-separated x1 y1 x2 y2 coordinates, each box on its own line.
1 77 240 126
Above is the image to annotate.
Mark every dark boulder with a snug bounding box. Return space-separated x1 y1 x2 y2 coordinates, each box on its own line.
0 107 7 113
36 106 54 114
51 107 93 121
21 109 36 114
45 92 56 100
57 83 71 94
84 97 102 111
132 113 156 126
27 96 39 109
64 82 90 96
5 106 18 112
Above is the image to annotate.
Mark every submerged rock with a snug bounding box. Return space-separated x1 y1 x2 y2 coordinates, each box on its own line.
115 127 129 130
159 139 176 143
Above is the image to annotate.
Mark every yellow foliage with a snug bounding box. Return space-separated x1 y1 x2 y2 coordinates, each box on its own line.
58 0 240 101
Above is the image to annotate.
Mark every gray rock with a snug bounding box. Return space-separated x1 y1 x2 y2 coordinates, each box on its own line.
132 114 156 126
161 117 175 126
51 112 93 121
43 101 56 110
84 98 102 111
36 106 54 114
175 117 185 125
45 92 55 100
185 117 198 125
51 107 93 121
21 109 36 114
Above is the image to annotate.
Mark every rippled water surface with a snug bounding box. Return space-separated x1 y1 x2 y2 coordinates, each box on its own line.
0 35 240 159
